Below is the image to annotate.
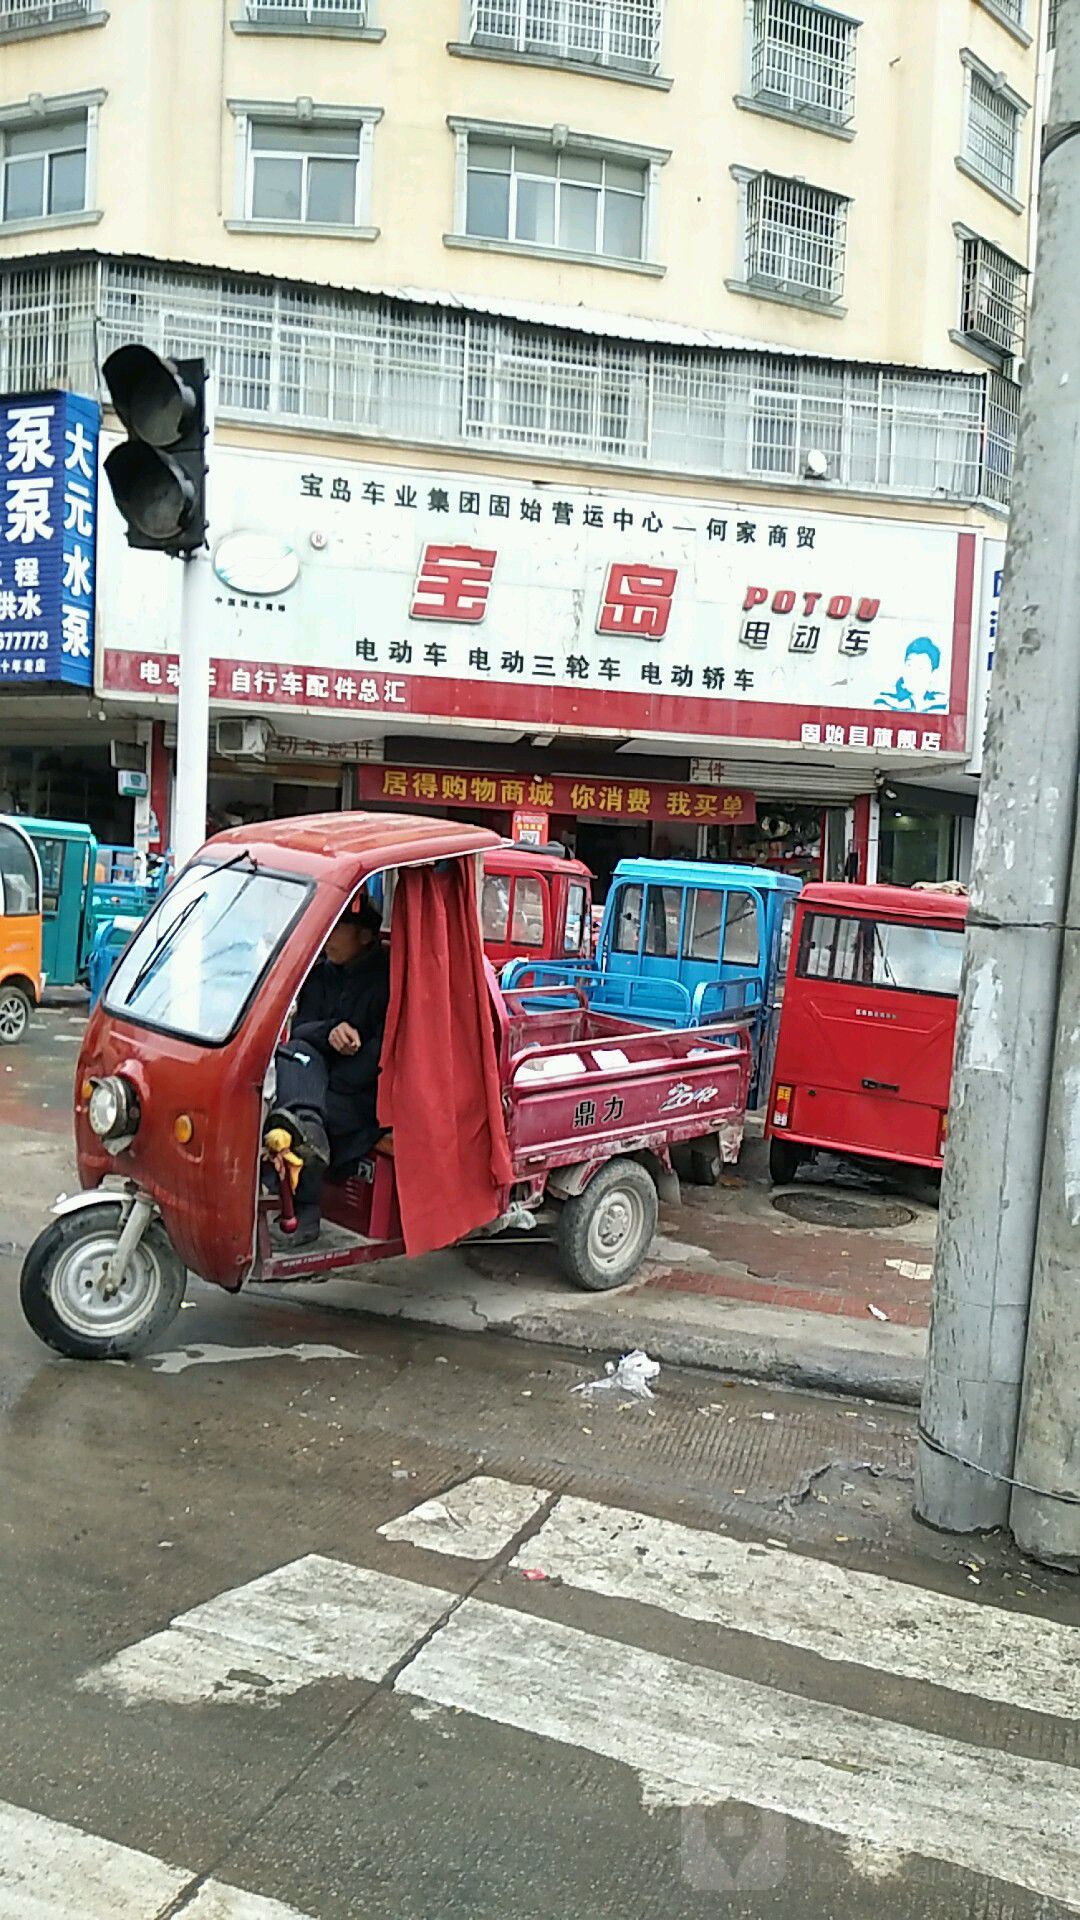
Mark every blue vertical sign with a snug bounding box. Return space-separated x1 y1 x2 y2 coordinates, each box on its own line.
0 390 100 688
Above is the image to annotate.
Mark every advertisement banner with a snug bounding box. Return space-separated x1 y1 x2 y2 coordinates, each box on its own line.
99 448 975 754
356 765 756 825
0 391 99 688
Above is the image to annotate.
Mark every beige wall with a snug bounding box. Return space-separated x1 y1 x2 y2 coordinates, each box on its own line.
1 0 1041 371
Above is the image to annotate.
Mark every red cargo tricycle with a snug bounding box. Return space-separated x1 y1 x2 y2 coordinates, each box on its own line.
765 881 968 1184
20 815 751 1359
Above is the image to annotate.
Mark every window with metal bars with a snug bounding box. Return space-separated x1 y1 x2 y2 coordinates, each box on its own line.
0 256 1018 506
0 0 95 33
959 235 1026 358
468 0 663 73
983 0 1025 25
748 0 857 125
1047 0 1059 46
241 0 370 25
743 172 848 303
964 69 1020 196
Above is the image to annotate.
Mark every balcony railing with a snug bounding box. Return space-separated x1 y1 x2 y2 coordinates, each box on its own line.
0 0 94 31
468 0 663 74
961 236 1026 359
242 0 369 25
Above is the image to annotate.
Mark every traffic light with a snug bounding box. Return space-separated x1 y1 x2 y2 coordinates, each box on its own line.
102 345 208 556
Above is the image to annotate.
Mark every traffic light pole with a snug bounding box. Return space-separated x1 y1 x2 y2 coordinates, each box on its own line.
172 551 210 870
915 11 1080 1538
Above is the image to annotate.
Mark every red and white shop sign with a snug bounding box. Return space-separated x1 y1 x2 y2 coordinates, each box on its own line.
356 765 755 826
97 448 976 754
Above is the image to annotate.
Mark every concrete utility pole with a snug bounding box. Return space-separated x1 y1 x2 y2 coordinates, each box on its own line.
916 2 1080 1537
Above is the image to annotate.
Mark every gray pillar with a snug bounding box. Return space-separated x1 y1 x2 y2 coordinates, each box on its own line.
915 10 1080 1533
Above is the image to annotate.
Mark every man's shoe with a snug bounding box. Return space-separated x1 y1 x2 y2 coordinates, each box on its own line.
265 1106 330 1168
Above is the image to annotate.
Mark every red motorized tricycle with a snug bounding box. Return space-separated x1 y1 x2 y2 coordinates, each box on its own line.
481 842 594 972
765 881 968 1184
20 815 751 1359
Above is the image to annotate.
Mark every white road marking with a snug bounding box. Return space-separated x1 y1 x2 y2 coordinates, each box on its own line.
396 1604 1080 1913
511 1494 1080 1720
0 1799 315 1920
377 1475 548 1560
80 1555 454 1707
148 1342 359 1374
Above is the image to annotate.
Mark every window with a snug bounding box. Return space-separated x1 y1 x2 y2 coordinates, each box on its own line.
465 138 648 261
741 171 848 304
797 912 965 998
242 0 371 23
643 887 682 956
963 65 1022 198
33 836 65 915
481 873 510 943
0 0 96 33
106 860 312 1044
564 882 588 954
612 884 643 954
1048 0 1059 47
748 0 857 126
467 0 664 74
685 890 760 964
0 824 39 916
982 0 1025 25
247 120 364 226
959 234 1026 358
686 889 723 962
510 876 545 947
1 114 86 223
722 892 760 966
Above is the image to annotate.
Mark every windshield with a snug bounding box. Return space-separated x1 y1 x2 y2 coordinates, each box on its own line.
105 858 310 1043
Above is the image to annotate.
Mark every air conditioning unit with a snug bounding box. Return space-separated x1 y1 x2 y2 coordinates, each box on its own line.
213 717 274 759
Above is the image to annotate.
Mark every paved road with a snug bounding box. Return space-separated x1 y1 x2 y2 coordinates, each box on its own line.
0 1005 1077 1917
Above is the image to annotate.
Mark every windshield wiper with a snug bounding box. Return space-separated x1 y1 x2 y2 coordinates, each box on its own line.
128 888 208 999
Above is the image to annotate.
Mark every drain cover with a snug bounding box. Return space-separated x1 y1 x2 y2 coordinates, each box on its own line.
772 1191 915 1231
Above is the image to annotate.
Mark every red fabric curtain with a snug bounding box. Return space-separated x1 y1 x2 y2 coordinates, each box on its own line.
378 858 514 1256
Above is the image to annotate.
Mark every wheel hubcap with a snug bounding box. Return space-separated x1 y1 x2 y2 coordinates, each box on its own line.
0 992 27 1041
587 1186 645 1273
50 1229 162 1340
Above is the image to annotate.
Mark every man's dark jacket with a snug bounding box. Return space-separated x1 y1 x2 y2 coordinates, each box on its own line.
290 943 391 1161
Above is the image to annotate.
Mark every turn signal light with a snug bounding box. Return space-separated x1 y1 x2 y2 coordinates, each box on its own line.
79 1079 93 1103
174 1114 194 1145
772 1083 793 1129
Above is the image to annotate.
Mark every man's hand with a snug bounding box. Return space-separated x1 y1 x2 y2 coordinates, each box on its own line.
328 1022 361 1056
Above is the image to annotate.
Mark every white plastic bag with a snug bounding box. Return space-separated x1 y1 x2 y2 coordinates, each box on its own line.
572 1349 660 1400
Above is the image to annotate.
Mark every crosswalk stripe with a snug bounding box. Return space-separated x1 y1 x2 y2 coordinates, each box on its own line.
509 1492 1080 1720
377 1474 549 1560
0 1799 315 1920
395 1602 1080 1913
80 1555 454 1708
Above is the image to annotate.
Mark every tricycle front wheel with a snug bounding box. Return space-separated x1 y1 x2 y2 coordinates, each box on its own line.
20 1203 187 1360
0 984 31 1044
557 1158 658 1292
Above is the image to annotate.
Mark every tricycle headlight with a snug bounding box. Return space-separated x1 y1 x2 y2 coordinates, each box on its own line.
88 1075 139 1142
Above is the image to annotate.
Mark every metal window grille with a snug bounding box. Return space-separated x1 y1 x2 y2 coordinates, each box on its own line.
749 0 857 125
468 0 663 73
1048 0 1059 46
744 172 847 303
960 236 1026 357
965 71 1019 196
242 0 369 24
0 255 1017 505
990 0 1025 24
0 0 93 29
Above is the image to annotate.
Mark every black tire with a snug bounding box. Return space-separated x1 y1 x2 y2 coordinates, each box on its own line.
689 1139 721 1187
20 1202 187 1360
768 1137 803 1185
557 1158 658 1292
0 984 31 1045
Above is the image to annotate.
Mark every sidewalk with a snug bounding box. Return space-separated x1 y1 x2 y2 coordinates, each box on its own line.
297 1139 936 1407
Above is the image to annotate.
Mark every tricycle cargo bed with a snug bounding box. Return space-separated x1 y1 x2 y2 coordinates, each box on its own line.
503 998 752 1173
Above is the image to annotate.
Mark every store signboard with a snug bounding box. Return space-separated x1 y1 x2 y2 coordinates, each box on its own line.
968 538 1006 779
0 390 99 688
356 765 755 825
99 447 976 754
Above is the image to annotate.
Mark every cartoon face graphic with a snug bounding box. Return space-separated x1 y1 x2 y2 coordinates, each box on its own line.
875 636 947 712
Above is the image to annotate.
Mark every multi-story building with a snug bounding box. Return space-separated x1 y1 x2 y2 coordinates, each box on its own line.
0 0 1048 883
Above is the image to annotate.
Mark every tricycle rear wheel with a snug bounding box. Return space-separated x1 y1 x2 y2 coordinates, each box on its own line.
21 1202 187 1360
557 1158 658 1291
768 1137 804 1185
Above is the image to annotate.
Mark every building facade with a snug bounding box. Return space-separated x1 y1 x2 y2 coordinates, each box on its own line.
0 0 1049 885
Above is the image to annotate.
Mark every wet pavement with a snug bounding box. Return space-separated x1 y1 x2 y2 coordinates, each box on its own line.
0 1005 1078 1918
